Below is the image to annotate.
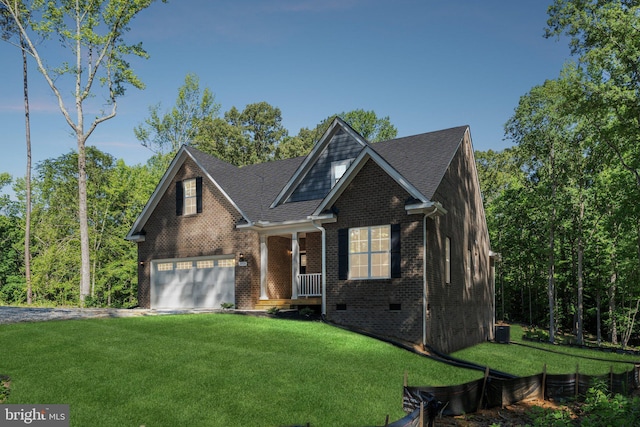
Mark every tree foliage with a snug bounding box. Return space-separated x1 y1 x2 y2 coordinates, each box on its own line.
135 73 220 155
0 0 163 304
479 1 640 346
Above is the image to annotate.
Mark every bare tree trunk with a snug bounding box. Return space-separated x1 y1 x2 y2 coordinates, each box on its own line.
596 291 602 346
547 144 557 343
576 200 584 345
21 33 32 305
609 268 618 345
77 140 91 305
621 299 640 348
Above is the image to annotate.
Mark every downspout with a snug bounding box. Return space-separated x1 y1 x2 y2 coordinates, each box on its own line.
311 220 327 316
423 213 428 347
421 204 444 349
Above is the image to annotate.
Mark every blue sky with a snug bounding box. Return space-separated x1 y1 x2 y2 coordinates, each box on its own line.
0 1 572 195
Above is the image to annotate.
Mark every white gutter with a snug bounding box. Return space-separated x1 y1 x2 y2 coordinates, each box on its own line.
406 201 447 216
236 216 335 234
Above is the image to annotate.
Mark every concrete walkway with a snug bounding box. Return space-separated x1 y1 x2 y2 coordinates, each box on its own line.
0 306 223 325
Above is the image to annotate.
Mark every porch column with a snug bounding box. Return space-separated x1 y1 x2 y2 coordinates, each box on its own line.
291 232 299 299
260 235 268 300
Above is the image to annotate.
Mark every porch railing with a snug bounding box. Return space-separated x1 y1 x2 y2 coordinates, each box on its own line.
297 273 322 297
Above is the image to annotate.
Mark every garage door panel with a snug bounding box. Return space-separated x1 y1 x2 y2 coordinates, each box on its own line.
152 258 235 309
153 269 193 309
193 265 235 308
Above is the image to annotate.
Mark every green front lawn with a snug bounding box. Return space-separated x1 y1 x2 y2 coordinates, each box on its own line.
0 314 481 427
452 324 640 377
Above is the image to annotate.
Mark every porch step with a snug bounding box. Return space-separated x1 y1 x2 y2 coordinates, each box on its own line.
255 298 322 310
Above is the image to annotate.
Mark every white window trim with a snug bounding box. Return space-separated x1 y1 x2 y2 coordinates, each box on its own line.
331 159 353 188
445 237 451 284
349 225 391 280
183 178 197 216
466 248 472 289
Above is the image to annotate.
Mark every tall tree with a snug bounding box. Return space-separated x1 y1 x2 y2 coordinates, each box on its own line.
506 78 579 343
28 148 155 306
547 0 640 344
1 0 163 304
1 3 32 304
195 102 287 166
135 73 220 156
339 109 397 142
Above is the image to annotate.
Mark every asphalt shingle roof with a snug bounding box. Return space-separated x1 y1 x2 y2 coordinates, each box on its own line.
185 124 468 223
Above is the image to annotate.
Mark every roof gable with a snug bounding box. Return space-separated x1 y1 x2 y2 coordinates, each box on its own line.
372 125 468 200
126 146 249 240
311 145 428 216
270 117 369 207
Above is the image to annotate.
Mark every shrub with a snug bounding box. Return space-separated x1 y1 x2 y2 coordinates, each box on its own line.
299 307 314 317
580 381 640 426
523 327 550 342
529 406 574 427
266 306 280 315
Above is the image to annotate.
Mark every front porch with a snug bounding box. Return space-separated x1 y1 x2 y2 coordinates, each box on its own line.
255 296 322 310
257 231 324 309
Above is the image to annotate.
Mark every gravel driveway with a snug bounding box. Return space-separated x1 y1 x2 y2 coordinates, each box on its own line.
0 306 221 325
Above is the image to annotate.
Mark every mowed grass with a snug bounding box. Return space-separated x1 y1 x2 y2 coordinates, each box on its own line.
0 313 482 427
452 324 640 377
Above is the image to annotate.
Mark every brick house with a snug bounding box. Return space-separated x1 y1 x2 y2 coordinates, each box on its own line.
126 118 497 353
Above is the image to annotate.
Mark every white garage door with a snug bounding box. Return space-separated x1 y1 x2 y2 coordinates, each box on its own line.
151 256 235 309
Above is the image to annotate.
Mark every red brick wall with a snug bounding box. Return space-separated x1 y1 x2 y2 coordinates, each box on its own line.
267 236 292 299
136 158 260 309
324 159 425 343
323 135 494 353
305 232 322 274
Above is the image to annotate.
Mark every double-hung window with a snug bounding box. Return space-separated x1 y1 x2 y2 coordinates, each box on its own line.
183 178 197 215
349 225 390 279
176 177 202 216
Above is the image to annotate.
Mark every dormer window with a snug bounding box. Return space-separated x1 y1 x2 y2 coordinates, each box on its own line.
331 159 353 188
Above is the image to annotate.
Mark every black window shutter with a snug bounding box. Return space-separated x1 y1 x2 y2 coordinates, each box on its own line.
175 181 183 216
196 177 203 213
391 223 401 278
338 228 349 280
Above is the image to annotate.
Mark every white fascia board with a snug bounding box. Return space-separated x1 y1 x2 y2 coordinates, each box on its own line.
311 147 427 216
270 118 369 208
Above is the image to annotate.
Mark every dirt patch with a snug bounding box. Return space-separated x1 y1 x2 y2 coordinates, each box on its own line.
434 398 573 426
433 388 640 426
